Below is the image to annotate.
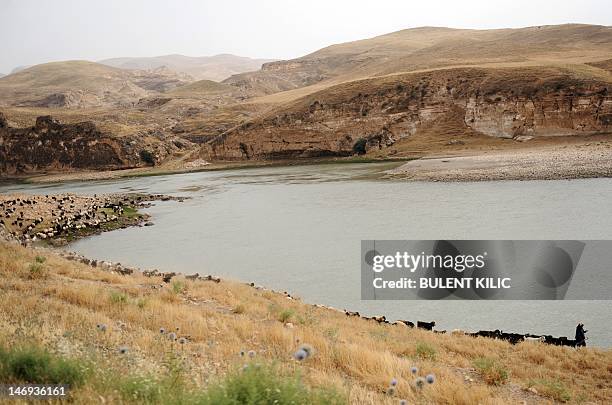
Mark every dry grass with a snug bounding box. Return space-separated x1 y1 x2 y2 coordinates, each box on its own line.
236 24 612 101
1 241 611 403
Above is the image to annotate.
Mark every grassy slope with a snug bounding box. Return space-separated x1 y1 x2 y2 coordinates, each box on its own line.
1 242 610 403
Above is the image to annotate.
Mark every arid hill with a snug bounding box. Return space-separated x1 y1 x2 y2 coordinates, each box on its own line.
203 24 612 161
1 24 612 176
204 66 612 160
224 24 612 98
0 61 194 108
100 54 275 81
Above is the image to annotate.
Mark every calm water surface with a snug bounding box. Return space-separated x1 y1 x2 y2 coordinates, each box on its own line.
2 163 611 347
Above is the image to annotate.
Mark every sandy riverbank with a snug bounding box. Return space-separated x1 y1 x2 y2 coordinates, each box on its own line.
386 141 612 181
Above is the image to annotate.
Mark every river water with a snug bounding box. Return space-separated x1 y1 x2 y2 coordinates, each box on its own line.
2 163 611 347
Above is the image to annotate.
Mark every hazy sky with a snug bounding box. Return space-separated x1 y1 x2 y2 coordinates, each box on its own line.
1 0 611 73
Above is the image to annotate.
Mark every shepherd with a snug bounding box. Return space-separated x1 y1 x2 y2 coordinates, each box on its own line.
575 323 588 347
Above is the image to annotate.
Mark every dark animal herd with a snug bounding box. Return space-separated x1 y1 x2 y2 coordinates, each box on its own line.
343 311 579 347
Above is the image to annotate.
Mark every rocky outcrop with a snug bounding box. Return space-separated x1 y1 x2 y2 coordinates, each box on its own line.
0 112 199 175
222 56 357 96
1 115 139 175
18 91 102 108
464 93 611 138
203 67 612 160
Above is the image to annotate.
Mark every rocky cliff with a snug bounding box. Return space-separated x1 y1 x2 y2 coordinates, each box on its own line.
0 113 187 175
203 67 612 160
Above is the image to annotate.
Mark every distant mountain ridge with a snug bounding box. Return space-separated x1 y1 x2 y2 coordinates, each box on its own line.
99 54 276 81
0 60 194 108
1 24 611 174
224 24 612 97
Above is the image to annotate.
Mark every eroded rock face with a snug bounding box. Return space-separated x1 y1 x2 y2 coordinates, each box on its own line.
222 56 356 96
0 112 198 175
465 94 611 138
0 115 141 175
18 91 102 108
203 68 611 160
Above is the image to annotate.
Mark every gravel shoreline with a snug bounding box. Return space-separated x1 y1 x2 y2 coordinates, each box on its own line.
0 192 186 246
385 142 612 181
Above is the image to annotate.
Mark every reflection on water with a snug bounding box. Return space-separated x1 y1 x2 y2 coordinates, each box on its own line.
2 163 612 347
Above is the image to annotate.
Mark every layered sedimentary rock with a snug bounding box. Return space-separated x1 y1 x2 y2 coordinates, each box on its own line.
0 114 140 174
464 93 611 138
0 114 150 175
203 68 612 160
222 56 360 96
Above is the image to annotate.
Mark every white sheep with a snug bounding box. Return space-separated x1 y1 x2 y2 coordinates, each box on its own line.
523 336 546 343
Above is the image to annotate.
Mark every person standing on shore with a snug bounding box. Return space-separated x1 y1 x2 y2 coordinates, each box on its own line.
575 323 587 347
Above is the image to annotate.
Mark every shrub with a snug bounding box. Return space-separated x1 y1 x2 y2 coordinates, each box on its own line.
232 304 246 314
352 138 367 155
0 345 86 386
139 150 155 166
171 280 185 294
473 357 509 386
528 379 571 402
200 364 345 405
109 291 128 305
277 309 295 323
35 255 46 264
116 375 162 402
136 298 148 309
28 262 47 279
415 342 436 360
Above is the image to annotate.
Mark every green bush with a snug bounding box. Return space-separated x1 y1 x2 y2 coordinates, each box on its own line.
268 303 295 323
0 345 86 386
28 262 47 279
136 298 148 309
171 280 185 294
415 342 436 360
115 375 162 403
109 291 128 304
473 357 509 386
277 309 295 323
35 255 46 264
200 364 345 405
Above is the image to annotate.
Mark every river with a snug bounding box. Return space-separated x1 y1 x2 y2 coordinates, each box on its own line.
2 163 611 347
